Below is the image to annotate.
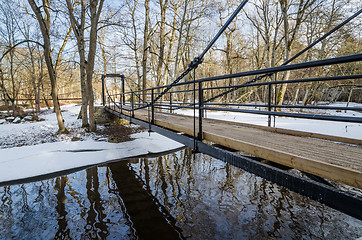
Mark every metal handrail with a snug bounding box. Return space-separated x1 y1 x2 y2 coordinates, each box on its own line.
117 54 362 96
101 5 362 140
104 53 362 129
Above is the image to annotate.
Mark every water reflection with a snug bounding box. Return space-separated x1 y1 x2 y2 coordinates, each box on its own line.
0 148 361 239
54 176 70 239
108 160 184 239
130 149 362 239
85 168 109 239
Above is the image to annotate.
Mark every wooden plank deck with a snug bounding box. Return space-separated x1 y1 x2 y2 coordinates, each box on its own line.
117 107 362 189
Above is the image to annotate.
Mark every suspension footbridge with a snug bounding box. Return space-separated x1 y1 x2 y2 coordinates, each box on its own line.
102 1 362 220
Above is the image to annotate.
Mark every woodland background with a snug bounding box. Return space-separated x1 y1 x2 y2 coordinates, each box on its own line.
0 0 361 131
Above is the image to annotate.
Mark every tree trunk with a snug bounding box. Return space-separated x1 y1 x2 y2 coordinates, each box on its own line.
66 0 89 127
174 0 188 80
277 0 290 106
142 0 150 99
87 0 104 131
163 2 178 85
28 0 67 133
130 2 141 88
36 57 44 114
156 0 169 86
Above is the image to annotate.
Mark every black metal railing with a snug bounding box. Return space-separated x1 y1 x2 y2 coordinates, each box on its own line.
103 53 362 143
102 4 362 142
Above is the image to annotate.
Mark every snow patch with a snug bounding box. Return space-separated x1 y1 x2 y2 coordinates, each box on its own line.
23 116 33 121
0 104 184 184
0 131 183 184
175 102 362 140
13 117 21 123
5 116 14 122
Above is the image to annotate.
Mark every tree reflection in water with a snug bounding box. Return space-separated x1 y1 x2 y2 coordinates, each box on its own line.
85 168 109 239
54 176 70 239
108 160 185 239
0 148 361 239
130 149 362 239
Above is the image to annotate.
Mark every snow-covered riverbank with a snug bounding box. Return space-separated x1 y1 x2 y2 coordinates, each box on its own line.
0 104 184 185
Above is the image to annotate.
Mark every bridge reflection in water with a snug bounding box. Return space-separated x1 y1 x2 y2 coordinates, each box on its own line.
0 149 361 239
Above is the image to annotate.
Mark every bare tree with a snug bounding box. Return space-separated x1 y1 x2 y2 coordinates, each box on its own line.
276 0 316 105
66 0 89 128
142 0 150 99
27 0 67 132
66 0 104 131
87 0 105 131
155 0 169 86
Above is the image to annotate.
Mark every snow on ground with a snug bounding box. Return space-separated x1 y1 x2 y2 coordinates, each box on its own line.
0 105 103 148
0 104 183 184
0 131 183 184
174 102 362 140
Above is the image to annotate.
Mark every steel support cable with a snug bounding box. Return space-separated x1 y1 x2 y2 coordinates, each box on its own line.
123 77 148 105
104 81 129 112
198 0 249 61
150 0 249 106
123 76 153 129
285 8 362 66
168 54 362 111
204 8 362 104
193 69 197 151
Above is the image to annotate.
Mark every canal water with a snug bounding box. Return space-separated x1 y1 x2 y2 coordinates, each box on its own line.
0 148 361 239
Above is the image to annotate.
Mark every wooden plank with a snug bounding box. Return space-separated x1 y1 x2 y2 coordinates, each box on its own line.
203 117 362 146
204 122 362 171
202 131 362 189
156 111 362 146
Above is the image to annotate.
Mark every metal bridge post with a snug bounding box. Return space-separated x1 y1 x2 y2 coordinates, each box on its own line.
101 75 105 106
131 92 134 118
198 81 203 141
169 92 172 113
151 89 155 124
120 92 123 115
138 92 141 108
121 74 125 104
268 83 272 127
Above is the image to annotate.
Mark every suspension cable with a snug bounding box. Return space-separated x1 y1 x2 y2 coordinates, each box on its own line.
123 77 148 105
204 8 362 104
105 1 249 113
151 0 249 105
198 0 249 61
285 8 362 66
